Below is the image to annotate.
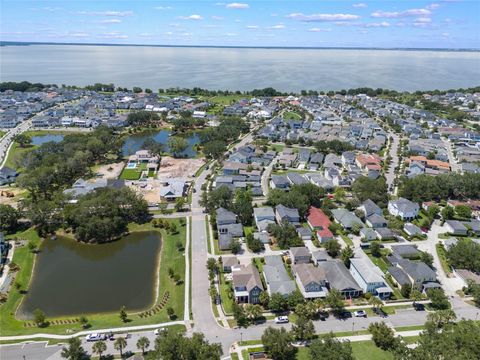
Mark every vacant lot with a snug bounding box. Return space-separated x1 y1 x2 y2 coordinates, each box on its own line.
159 156 204 179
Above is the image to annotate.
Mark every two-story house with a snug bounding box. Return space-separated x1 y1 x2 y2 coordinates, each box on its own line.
388 198 419 221
292 263 329 299
349 257 392 299
275 204 300 225
232 264 264 304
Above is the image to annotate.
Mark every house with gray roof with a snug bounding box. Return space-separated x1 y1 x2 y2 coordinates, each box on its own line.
360 228 377 241
349 257 392 299
270 175 290 190
387 256 437 290
287 172 308 185
391 245 421 259
331 209 364 230
160 180 186 201
404 223 422 236
0 166 18 185
232 264 264 304
216 208 243 250
263 256 296 297
388 198 419 221
444 220 468 236
366 214 388 229
318 260 362 298
275 204 300 225
312 249 330 265
253 207 276 232
222 256 239 272
358 199 383 218
292 263 328 299
375 227 395 240
290 247 311 264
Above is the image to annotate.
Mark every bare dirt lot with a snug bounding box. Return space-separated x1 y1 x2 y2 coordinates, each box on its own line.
0 186 27 208
95 162 125 179
158 156 204 178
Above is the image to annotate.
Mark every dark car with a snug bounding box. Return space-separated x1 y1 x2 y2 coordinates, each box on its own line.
338 311 352 319
414 303 425 311
373 307 388 317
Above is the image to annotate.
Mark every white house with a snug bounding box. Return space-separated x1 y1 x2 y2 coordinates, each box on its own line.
388 198 419 221
349 257 392 299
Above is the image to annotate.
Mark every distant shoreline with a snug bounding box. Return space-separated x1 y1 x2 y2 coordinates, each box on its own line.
1 41 479 52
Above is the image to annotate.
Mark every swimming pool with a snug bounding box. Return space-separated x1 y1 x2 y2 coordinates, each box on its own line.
126 162 137 169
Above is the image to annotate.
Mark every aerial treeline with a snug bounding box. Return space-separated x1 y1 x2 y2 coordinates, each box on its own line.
266 183 325 218
126 110 161 126
313 139 355 155
447 238 480 274
17 126 122 201
64 187 149 243
398 173 480 203
0 81 56 92
198 116 249 159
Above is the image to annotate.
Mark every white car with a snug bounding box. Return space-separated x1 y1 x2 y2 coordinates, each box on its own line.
86 333 106 341
274 316 289 324
154 327 166 336
354 310 367 318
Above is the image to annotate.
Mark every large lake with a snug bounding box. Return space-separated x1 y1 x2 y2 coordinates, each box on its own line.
18 231 161 319
1 45 479 92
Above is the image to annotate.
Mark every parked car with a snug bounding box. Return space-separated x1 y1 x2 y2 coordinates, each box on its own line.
274 316 289 324
414 303 425 311
354 310 367 318
86 333 106 342
373 307 388 317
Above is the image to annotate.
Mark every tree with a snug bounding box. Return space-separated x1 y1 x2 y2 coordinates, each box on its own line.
368 322 398 351
369 296 383 311
203 140 227 160
446 238 480 273
33 308 47 327
230 239 242 254
411 289 422 306
119 306 128 322
370 241 382 257
206 258 218 273
244 304 262 322
232 302 248 327
200 185 233 214
401 283 412 298
0 204 20 232
441 205 455 222
455 204 472 219
341 246 354 268
114 337 127 358
309 333 354 360
79 315 89 329
142 138 164 157
291 316 315 341
92 341 107 359
268 293 288 312
267 221 303 249
427 309 456 328
326 288 345 316
175 197 185 212
287 290 305 309
232 189 253 226
420 252 434 268
325 239 341 258
167 306 175 319
427 288 450 310
351 176 388 206
137 336 151 355
13 133 32 148
259 291 270 308
61 338 84 360
261 327 296 360
246 232 262 253
168 136 189 157
150 328 222 360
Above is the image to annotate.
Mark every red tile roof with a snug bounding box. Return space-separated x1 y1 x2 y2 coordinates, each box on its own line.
307 206 331 228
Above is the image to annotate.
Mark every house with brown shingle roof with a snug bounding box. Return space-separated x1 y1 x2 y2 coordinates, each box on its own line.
232 264 264 304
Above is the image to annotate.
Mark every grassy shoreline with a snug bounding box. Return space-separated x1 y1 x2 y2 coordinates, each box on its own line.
0 220 186 337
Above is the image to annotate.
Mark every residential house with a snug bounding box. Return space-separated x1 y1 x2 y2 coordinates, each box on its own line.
387 256 437 291
375 228 395 240
159 180 186 201
253 207 276 232
404 223 422 237
349 257 392 299
270 175 290 190
331 209 364 230
222 256 239 273
307 206 334 243
290 247 311 264
312 249 330 265
292 263 329 299
366 214 388 229
275 204 300 225
388 198 419 221
263 256 296 297
232 264 264 304
360 228 377 241
444 220 468 236
216 208 244 250
358 199 383 218
318 260 362 298
297 227 312 241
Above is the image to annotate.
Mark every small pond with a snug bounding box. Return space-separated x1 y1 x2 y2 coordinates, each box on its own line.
30 134 64 146
122 130 200 158
18 231 162 319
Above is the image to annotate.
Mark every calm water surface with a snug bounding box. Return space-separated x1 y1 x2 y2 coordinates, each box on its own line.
18 231 161 318
122 130 199 157
31 134 64 145
1 45 479 91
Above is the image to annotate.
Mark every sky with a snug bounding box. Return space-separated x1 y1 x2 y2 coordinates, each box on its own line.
1 1 479 49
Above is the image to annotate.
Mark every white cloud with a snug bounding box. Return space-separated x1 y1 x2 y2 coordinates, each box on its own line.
363 21 390 28
226 3 249 9
415 17 432 23
215 2 226 5
268 24 286 29
211 15 224 20
353 3 368 8
442 32 450 37
308 27 331 32
98 31 128 39
99 19 122 24
246 25 259 29
371 9 431 18
287 13 360 22
76 10 133 17
178 14 203 20
427 4 440 10
165 31 173 35
154 6 172 10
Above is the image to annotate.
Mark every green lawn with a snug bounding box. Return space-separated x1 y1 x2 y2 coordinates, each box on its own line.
283 111 302 120
219 273 234 315
0 220 186 336
119 163 148 180
436 243 452 275
350 341 394 360
340 234 354 247
208 94 249 105
4 143 37 170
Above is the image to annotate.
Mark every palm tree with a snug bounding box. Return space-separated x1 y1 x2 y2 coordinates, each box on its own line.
314 299 325 314
369 296 383 310
92 341 107 359
114 337 127 358
244 304 262 321
411 289 422 307
61 338 84 360
136 336 150 355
